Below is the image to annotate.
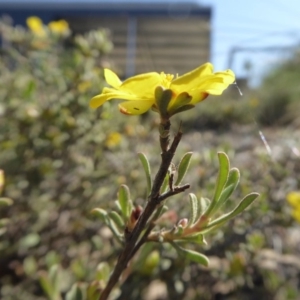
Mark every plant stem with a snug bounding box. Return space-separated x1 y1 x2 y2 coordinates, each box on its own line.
99 126 183 300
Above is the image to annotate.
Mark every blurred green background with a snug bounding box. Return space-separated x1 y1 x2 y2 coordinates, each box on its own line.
1 10 300 300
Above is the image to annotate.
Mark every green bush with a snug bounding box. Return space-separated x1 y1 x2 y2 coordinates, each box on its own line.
255 49 300 125
1 16 300 300
0 17 139 299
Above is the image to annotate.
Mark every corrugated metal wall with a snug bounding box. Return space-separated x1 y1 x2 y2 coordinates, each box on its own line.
67 14 210 77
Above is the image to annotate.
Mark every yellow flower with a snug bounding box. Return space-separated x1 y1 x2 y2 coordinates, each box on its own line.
291 209 300 223
90 63 235 117
48 20 69 34
26 16 46 37
105 132 122 148
286 191 300 223
286 191 300 208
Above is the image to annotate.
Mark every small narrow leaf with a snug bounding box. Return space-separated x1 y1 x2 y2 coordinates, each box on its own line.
138 153 152 196
118 185 132 221
173 225 183 237
108 211 124 230
155 87 173 118
49 265 61 295
106 217 123 243
160 173 169 194
167 92 192 115
170 104 195 116
176 233 206 245
91 208 107 223
172 243 209 266
87 282 101 300
211 184 235 214
225 168 240 190
175 152 193 186
187 193 198 226
210 168 240 214
213 152 230 201
183 249 209 266
204 152 230 217
96 262 110 282
38 272 54 299
66 284 85 300
205 192 259 230
199 197 210 216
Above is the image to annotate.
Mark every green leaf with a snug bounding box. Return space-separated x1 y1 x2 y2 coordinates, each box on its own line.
167 92 192 116
211 168 240 214
118 185 132 221
155 86 173 118
138 152 152 196
23 256 38 276
211 184 235 214
225 167 240 190
19 233 40 249
199 197 210 216
108 211 124 230
0 197 13 207
106 217 124 243
66 284 85 300
187 193 198 227
91 208 107 223
0 218 9 228
172 243 209 266
96 262 110 282
160 173 170 194
87 282 101 300
176 233 206 245
204 152 230 217
169 104 195 116
205 192 259 231
49 265 61 296
39 272 54 300
175 152 193 186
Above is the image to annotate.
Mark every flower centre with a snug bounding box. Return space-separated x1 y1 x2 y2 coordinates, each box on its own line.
160 72 174 88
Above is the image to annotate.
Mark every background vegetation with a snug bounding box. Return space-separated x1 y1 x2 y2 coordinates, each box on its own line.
0 17 300 299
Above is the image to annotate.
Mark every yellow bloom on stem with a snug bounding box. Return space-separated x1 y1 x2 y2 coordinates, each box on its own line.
26 16 46 37
48 20 69 34
90 63 235 117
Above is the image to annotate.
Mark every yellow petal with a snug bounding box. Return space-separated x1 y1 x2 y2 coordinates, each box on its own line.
90 89 141 109
120 72 162 98
198 82 231 95
104 69 122 88
48 20 69 33
194 73 235 95
291 209 300 223
171 63 213 91
214 69 235 84
26 16 45 36
287 191 300 208
118 100 153 115
188 90 209 105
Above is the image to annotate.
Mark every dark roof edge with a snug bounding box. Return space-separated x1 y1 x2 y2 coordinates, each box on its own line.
0 1 211 16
